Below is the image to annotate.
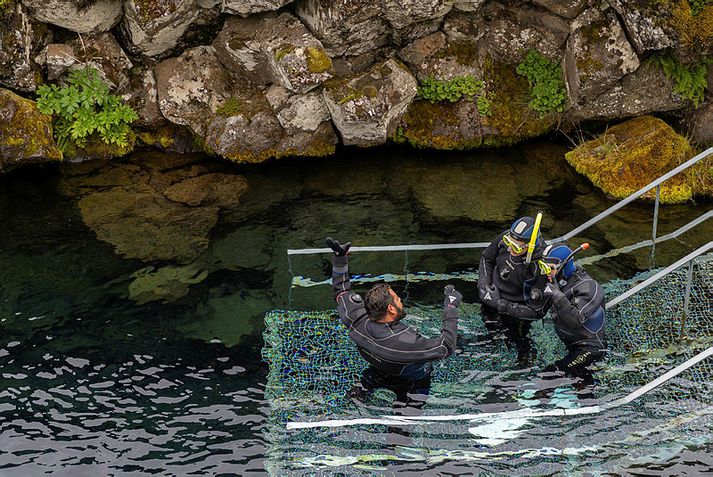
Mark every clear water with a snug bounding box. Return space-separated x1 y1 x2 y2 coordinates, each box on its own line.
0 142 711 475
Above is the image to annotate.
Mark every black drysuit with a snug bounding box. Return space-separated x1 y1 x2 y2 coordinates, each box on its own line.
331 254 458 404
541 266 607 375
478 231 547 365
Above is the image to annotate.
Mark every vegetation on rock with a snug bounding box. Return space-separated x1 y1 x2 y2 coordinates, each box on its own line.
565 116 711 203
417 76 483 103
650 55 710 108
690 0 712 15
37 67 137 152
216 96 241 117
516 50 567 117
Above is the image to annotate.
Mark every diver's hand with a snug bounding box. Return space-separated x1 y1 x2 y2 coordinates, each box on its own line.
443 285 462 309
542 280 560 298
480 284 501 309
325 237 352 256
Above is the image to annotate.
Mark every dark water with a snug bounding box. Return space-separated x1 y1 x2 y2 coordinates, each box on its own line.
0 143 711 475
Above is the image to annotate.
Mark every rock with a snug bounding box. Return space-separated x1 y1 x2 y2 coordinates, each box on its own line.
123 68 166 128
61 154 251 263
204 109 283 162
391 17 443 47
607 0 676 54
222 0 294 16
399 32 481 81
213 14 275 86
62 132 137 163
163 173 250 207
565 7 640 104
383 0 453 30
683 100 713 146
530 0 589 20
451 0 486 12
67 32 133 91
34 44 75 81
0 88 62 172
119 0 221 57
129 264 208 304
566 62 685 122
395 100 486 149
155 46 234 137
295 0 390 57
0 4 52 92
23 0 123 34
137 124 199 154
272 88 331 132
443 3 569 65
323 58 418 146
565 116 710 203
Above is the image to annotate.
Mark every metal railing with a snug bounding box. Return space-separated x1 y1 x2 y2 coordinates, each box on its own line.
287 146 713 258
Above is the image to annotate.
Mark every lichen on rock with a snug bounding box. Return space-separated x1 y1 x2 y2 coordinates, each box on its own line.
565 115 710 203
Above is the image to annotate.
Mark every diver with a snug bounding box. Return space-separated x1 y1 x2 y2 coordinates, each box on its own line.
539 244 607 379
326 237 461 411
477 216 548 367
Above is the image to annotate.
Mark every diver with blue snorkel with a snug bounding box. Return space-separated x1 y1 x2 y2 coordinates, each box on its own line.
478 215 549 367
537 243 608 377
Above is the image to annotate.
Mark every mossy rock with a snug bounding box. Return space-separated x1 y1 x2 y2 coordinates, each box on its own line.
63 130 136 162
565 115 710 204
0 89 62 172
668 1 713 61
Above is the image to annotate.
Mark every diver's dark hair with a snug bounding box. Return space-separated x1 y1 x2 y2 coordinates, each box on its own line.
365 283 393 321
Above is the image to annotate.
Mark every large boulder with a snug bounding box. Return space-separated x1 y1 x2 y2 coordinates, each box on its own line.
565 116 710 204
119 0 221 57
0 89 62 172
67 33 133 92
122 68 166 128
323 58 418 146
399 32 481 81
222 0 294 16
0 3 52 92
295 0 390 57
383 0 453 30
213 12 334 93
566 62 685 122
530 0 589 19
683 100 713 146
23 0 122 34
34 44 76 81
565 7 640 104
607 0 676 55
155 46 233 137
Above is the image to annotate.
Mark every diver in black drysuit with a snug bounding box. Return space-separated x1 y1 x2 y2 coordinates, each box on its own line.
478 217 548 366
539 245 607 379
327 237 461 409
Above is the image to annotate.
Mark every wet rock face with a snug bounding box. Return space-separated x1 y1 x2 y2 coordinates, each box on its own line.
323 59 418 146
0 4 52 92
214 12 334 93
23 0 123 34
119 0 221 57
565 7 640 104
565 116 710 203
0 89 62 171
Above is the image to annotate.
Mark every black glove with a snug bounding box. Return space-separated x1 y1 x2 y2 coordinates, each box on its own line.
443 285 462 308
325 237 351 256
480 284 500 309
542 280 560 298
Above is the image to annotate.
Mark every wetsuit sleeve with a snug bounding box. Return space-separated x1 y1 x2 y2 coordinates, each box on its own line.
332 254 368 327
551 277 604 324
478 233 504 296
390 307 459 362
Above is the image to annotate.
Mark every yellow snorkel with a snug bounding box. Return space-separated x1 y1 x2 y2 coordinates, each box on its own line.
525 212 543 264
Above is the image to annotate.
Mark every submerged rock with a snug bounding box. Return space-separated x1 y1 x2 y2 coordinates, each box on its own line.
565 116 710 203
0 89 62 172
129 264 208 304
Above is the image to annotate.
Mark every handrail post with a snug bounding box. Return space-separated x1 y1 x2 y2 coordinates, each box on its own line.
681 259 695 338
650 184 661 268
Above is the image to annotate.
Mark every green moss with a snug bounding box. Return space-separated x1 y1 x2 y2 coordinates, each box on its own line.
216 96 241 117
393 100 483 150
670 1 713 53
305 46 333 74
137 127 176 150
274 44 295 62
690 0 712 15
565 116 709 203
0 0 14 16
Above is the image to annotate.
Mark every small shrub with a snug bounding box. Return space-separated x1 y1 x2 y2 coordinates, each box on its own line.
37 67 137 152
516 50 567 117
651 55 710 108
690 0 712 15
476 91 494 117
418 76 484 103
216 96 241 116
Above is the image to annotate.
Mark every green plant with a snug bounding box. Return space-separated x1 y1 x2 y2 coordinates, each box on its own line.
651 56 710 108
476 91 494 117
36 67 137 152
690 0 712 15
216 96 241 116
516 50 567 117
418 76 484 103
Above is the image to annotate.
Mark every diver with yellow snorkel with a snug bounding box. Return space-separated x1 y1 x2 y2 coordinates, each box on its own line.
478 214 549 367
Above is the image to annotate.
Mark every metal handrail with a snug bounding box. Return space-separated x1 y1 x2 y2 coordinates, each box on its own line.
606 241 712 309
287 147 713 256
